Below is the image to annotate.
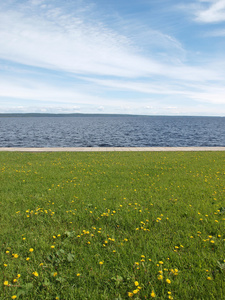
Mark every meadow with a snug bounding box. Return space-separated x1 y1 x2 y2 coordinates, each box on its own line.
0 151 224 300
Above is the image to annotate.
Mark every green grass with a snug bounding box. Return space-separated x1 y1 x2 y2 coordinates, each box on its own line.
0 151 224 300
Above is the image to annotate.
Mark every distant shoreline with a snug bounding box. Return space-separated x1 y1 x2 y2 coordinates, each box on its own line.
0 113 224 118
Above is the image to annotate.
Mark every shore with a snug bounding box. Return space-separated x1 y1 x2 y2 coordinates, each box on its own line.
0 147 225 152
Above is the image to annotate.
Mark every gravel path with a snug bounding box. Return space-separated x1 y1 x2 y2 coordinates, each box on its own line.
0 147 225 152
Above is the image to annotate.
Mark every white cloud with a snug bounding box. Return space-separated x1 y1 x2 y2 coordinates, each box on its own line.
0 2 164 78
1 0 221 82
188 0 225 23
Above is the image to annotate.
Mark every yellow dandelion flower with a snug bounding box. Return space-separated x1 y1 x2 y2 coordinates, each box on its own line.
133 289 139 294
4 264 7 267
11 296 17 299
29 248 34 252
134 281 139 286
53 272 57 277
128 292 133 297
99 261 104 265
26 257 30 261
158 275 163 280
13 254 19 258
166 279 171 284
4 281 9 286
159 261 163 264
151 290 156 297
207 276 212 280
51 245 55 249
32 271 39 277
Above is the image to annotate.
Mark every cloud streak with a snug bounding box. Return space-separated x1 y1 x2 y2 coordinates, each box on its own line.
181 0 225 23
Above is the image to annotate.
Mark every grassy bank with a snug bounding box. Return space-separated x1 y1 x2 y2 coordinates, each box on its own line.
0 151 224 299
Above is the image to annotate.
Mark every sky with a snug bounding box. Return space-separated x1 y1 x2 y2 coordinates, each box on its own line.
0 0 225 116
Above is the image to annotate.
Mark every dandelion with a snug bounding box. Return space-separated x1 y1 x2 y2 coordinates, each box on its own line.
99 261 104 265
159 261 163 264
53 272 57 277
32 271 39 277
166 279 171 284
128 292 133 297
158 275 163 280
13 254 19 258
4 264 7 267
77 273 81 276
207 276 212 280
4 281 9 286
26 257 30 261
151 290 156 297
51 245 55 249
29 248 34 252
134 281 139 286
133 289 139 294
11 296 17 299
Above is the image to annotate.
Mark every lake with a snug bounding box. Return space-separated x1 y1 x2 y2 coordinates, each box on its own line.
0 115 224 147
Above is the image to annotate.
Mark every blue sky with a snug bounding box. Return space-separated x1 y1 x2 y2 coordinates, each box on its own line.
0 0 225 115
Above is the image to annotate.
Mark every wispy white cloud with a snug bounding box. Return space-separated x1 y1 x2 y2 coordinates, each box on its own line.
0 1 163 78
183 0 225 23
1 0 222 81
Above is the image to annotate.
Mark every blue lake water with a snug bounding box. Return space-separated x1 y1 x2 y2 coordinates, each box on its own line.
0 115 224 147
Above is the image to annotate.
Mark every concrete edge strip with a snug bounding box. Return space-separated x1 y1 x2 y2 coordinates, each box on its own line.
0 147 225 152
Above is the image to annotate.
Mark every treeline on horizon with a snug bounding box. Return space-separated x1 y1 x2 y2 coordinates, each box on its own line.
0 113 221 118
0 113 137 118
